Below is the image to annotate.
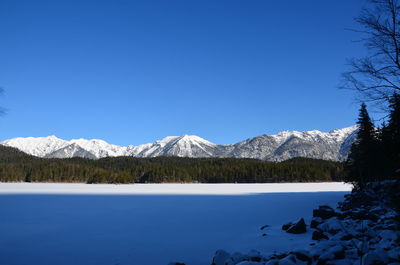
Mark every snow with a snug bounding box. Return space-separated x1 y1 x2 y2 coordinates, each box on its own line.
0 182 352 194
126 135 215 157
2 135 69 157
69 138 127 157
0 183 351 265
1 126 358 160
1 135 128 158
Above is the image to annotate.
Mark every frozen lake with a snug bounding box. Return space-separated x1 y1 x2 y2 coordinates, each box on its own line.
0 183 352 265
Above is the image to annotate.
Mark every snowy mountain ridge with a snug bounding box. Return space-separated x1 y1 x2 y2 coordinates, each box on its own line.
1 126 358 161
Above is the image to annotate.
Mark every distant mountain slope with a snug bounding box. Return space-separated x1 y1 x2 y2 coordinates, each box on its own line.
127 135 217 158
44 144 98 159
2 136 68 157
1 126 357 161
0 144 34 162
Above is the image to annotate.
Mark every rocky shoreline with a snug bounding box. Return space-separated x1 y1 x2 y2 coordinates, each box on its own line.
170 180 400 265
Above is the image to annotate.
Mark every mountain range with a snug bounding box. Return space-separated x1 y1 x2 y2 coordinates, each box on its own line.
0 126 358 161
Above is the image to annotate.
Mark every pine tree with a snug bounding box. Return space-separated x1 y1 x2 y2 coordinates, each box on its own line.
381 93 400 176
346 103 378 188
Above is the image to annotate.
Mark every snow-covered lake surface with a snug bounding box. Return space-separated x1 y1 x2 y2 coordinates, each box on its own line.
0 183 352 265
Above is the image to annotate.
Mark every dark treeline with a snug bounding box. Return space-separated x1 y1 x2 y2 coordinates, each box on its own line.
0 145 345 183
346 94 400 188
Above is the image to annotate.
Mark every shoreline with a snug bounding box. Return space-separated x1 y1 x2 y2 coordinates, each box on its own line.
0 182 353 195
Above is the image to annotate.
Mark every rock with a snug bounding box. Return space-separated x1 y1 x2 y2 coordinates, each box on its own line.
247 250 263 262
339 234 353 241
317 251 335 265
286 218 307 234
344 248 359 260
312 230 329 240
226 252 247 265
168 263 185 265
282 222 293 231
212 250 231 265
362 249 389 265
292 250 311 263
388 247 400 260
317 218 342 235
313 205 336 220
348 209 379 222
379 230 398 241
311 217 323 228
260 225 269 230
325 259 354 265
329 245 345 259
278 255 296 265
382 223 398 230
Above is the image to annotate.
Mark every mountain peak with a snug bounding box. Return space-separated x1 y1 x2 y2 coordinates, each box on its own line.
2 126 358 161
176 134 215 145
2 135 67 157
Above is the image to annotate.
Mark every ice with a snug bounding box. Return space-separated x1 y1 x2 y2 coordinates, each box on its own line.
0 183 351 265
0 182 352 195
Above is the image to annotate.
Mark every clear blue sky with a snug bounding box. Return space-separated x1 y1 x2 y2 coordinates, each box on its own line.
0 0 367 145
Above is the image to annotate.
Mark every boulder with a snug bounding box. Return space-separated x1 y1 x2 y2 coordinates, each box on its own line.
282 222 293 231
247 250 263 262
313 205 336 220
226 252 247 265
211 250 231 265
329 245 345 259
362 249 389 265
317 217 342 235
278 255 297 265
317 251 336 265
286 218 307 234
291 250 311 263
312 230 329 241
340 234 354 241
311 217 323 228
388 247 400 260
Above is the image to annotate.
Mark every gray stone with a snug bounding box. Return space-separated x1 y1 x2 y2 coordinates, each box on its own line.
313 205 336 220
286 218 307 234
212 250 231 265
312 230 329 240
282 222 293 231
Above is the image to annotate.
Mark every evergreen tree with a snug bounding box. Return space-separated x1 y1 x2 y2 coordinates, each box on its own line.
24 172 31 183
0 144 346 183
346 103 379 187
381 93 400 176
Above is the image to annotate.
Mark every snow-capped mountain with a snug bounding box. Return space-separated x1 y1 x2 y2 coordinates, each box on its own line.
126 135 217 158
1 126 358 161
45 144 98 159
2 136 127 159
2 136 69 157
223 126 358 161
